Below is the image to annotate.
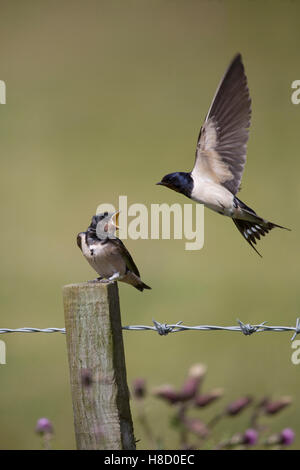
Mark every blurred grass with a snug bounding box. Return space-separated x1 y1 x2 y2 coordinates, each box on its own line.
0 0 299 449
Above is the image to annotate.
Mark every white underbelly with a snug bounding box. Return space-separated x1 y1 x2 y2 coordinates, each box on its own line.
83 242 127 278
191 180 234 216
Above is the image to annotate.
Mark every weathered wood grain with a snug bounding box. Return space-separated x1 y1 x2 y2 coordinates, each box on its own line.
63 281 135 450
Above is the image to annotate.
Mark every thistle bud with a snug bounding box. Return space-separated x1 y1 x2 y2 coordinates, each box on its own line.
180 364 207 400
194 388 223 407
183 418 209 438
264 396 292 415
153 385 182 404
226 396 252 416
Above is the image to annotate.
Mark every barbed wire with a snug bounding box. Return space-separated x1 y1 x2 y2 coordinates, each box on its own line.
0 318 299 341
0 328 66 334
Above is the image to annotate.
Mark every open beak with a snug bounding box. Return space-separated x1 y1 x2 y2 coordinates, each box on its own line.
110 210 120 230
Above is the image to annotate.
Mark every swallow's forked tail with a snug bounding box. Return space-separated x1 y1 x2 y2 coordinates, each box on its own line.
123 271 152 292
135 281 152 292
233 198 290 257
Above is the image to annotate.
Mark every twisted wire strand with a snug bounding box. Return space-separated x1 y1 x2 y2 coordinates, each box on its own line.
0 318 299 340
0 328 66 334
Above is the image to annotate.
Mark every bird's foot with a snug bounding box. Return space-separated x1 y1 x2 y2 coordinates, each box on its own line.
107 272 124 282
89 273 124 284
98 277 110 283
89 277 108 283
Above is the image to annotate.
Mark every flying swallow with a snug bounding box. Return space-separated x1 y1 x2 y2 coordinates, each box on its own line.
157 54 289 256
77 212 151 291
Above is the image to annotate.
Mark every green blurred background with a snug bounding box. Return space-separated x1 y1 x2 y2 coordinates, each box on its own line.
0 0 299 449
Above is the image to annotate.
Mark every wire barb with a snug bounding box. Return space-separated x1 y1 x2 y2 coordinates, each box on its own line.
237 319 267 336
152 320 173 336
152 320 183 335
291 318 300 341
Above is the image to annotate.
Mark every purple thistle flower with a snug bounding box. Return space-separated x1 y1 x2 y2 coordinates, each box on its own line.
280 428 295 446
222 428 258 449
266 428 295 447
132 378 146 399
243 428 258 446
227 396 253 416
35 418 53 435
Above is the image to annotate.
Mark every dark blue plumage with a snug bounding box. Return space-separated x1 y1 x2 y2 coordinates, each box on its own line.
157 172 194 198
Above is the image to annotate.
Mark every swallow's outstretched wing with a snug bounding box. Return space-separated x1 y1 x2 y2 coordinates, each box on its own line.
192 54 251 195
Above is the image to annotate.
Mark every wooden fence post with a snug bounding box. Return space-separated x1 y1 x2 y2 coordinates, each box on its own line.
63 281 136 450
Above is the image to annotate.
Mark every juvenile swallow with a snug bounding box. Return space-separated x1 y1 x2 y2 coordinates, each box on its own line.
157 54 289 256
77 212 151 291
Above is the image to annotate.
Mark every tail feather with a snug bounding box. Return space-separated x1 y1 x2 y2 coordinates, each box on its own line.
135 281 152 292
233 219 263 257
233 217 290 257
232 198 290 257
122 271 152 292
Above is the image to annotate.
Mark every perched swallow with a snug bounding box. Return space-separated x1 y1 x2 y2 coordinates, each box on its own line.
157 54 289 256
77 212 151 291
